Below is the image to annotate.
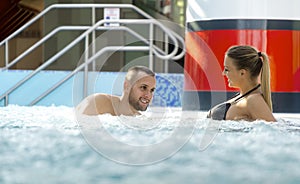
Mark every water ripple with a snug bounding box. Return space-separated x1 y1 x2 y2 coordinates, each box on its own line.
1 105 300 184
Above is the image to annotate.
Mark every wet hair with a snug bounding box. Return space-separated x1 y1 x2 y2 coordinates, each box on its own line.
226 45 273 111
125 66 155 84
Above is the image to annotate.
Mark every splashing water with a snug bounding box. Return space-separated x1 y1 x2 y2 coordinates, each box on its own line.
1 105 300 184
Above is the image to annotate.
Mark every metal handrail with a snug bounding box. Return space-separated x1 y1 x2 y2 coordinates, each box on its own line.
0 4 185 67
0 18 183 105
0 4 186 106
0 4 152 46
0 19 177 103
30 46 150 105
1 25 172 71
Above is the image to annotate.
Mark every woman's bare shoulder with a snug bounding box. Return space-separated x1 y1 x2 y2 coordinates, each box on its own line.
246 93 265 104
246 93 276 121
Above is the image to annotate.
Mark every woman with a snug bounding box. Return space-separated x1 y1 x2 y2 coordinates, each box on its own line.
207 45 276 121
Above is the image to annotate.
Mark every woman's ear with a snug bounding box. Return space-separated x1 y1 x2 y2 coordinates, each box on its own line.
240 69 247 76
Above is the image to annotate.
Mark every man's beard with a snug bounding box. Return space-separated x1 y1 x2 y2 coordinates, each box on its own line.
128 93 148 111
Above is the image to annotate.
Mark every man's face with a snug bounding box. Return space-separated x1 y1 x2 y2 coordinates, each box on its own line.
128 75 156 111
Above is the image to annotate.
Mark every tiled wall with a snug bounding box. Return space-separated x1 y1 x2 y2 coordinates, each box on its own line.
0 70 184 107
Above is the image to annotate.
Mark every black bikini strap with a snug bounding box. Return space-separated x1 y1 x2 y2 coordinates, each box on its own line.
234 84 261 102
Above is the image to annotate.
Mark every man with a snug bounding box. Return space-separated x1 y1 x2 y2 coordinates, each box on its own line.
76 66 156 116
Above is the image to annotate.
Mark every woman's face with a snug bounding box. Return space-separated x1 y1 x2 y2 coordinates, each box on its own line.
222 56 242 88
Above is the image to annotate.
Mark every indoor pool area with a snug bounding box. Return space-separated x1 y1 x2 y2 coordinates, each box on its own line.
1 1 300 183
0 68 300 184
1 105 300 184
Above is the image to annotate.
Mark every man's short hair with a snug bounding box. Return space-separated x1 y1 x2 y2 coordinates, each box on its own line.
126 66 155 84
128 66 155 76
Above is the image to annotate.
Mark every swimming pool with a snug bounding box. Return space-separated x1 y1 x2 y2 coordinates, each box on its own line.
1 105 300 183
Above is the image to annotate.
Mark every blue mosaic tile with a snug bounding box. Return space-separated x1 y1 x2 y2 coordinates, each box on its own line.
152 73 184 107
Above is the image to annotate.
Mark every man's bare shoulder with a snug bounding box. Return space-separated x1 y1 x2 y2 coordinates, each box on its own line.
76 93 119 115
93 93 121 104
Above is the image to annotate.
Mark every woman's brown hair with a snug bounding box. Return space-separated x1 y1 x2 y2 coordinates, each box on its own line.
226 45 273 111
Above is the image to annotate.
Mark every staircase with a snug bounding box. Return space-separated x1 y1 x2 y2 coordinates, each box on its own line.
0 4 185 107
0 0 37 41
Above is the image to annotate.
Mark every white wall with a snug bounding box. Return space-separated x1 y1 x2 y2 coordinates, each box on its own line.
186 0 300 21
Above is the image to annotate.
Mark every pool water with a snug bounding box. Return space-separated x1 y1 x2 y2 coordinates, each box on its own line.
1 105 300 184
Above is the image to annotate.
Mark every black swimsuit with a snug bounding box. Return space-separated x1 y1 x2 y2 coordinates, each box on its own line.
207 84 261 120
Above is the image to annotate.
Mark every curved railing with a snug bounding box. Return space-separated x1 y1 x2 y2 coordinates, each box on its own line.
0 4 186 106
0 4 185 69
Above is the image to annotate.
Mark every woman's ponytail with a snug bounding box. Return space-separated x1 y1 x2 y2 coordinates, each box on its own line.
260 52 273 111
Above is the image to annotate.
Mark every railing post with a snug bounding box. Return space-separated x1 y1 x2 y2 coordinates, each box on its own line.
149 22 154 71
5 94 8 106
84 35 89 98
92 6 96 71
164 32 169 73
5 41 9 67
